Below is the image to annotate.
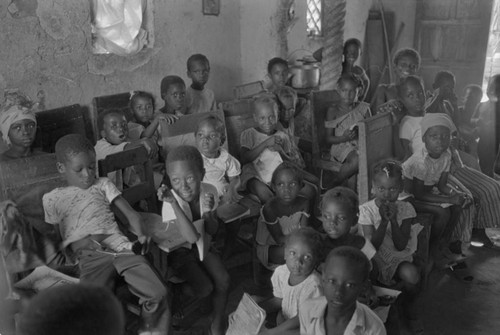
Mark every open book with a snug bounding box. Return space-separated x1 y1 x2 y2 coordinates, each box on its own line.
216 203 251 223
226 293 266 335
14 266 79 293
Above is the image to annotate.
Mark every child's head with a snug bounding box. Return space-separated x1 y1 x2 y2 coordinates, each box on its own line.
55 134 96 189
271 162 304 203
98 109 129 145
0 105 37 148
421 113 454 157
267 57 289 88
320 187 359 240
165 145 205 202
432 70 456 97
398 75 425 116
275 86 298 123
393 48 421 79
160 75 186 111
284 227 322 278
187 54 210 88
337 74 359 105
343 38 362 65
17 284 125 335
129 91 154 125
462 84 483 109
372 160 403 203
322 246 370 312
253 95 279 135
486 74 500 102
195 115 225 158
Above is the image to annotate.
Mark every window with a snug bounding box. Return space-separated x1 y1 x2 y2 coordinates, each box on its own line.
306 0 322 37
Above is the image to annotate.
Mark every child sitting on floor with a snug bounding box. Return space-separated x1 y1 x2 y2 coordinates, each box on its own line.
186 54 216 114
256 162 311 270
195 114 242 203
319 187 376 261
240 95 315 204
259 227 323 335
43 134 170 335
324 74 371 187
298 247 386 335
359 160 423 332
266 57 290 93
158 145 230 335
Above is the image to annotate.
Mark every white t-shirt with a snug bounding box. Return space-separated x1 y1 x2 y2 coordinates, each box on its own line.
399 115 424 154
201 148 241 197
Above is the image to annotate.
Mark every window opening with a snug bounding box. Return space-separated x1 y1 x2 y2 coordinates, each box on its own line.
306 0 322 37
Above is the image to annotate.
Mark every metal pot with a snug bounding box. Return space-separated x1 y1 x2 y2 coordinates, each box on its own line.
290 63 320 89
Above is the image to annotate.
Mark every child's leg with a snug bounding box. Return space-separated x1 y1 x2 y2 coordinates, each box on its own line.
397 262 422 330
334 151 359 185
202 251 231 335
412 201 450 258
247 178 274 203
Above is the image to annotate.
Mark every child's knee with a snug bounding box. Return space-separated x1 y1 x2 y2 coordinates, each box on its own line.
398 262 420 285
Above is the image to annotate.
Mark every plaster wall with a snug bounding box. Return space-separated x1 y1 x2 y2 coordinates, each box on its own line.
0 0 241 110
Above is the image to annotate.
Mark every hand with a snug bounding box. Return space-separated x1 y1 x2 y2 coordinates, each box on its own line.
158 113 178 125
157 184 177 204
378 202 392 222
386 202 398 221
137 235 150 245
140 138 158 159
450 192 466 206
222 186 243 204
202 192 215 214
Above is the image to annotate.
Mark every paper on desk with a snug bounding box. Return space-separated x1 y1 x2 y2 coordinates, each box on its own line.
226 293 266 335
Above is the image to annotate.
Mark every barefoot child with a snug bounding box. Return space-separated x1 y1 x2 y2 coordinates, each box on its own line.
324 74 371 186
359 160 422 332
43 134 170 334
299 247 386 335
256 162 310 269
158 145 230 335
186 54 216 114
259 228 323 335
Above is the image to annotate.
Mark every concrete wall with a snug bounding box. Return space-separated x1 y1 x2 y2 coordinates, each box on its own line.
0 0 241 110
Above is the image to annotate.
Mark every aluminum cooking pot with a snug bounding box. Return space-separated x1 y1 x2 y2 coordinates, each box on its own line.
290 63 320 89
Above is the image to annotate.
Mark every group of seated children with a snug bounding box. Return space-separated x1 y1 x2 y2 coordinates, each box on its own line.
6 44 500 335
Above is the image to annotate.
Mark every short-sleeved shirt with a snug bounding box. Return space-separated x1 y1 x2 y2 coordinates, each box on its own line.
399 115 424 154
299 297 387 335
42 177 124 247
271 264 322 320
402 148 451 186
186 86 216 114
201 148 241 197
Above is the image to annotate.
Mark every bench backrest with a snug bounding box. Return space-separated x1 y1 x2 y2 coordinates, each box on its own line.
221 98 255 159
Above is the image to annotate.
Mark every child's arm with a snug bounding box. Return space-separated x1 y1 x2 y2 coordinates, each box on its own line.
412 176 463 205
263 203 286 245
240 136 277 165
140 115 161 139
223 176 243 203
157 185 200 244
390 216 412 251
112 195 147 242
124 138 158 159
362 217 388 250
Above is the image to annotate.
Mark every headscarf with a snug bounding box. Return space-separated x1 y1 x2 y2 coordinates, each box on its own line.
420 112 456 137
0 105 37 145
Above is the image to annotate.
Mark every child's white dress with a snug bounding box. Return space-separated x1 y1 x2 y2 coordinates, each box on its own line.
325 102 370 162
201 148 241 198
359 199 422 285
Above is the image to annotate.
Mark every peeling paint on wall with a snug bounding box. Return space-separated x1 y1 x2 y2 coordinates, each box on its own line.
87 47 161 76
36 0 72 40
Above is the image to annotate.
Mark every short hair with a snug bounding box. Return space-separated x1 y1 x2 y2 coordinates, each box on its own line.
196 114 226 145
129 91 154 110
320 186 359 216
17 284 124 335
271 161 304 185
393 48 421 68
267 57 288 74
432 70 455 90
325 246 371 281
166 145 204 175
187 54 210 71
97 108 127 133
285 227 323 263
275 86 298 106
397 75 424 97
343 38 362 52
337 73 361 87
55 134 94 163
463 84 483 97
253 94 279 116
160 75 185 96
372 159 403 182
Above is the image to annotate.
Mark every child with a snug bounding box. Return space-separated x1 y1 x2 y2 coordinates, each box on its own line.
42 134 170 334
298 247 386 335
127 90 161 140
259 228 323 335
471 74 500 177
267 57 290 93
240 95 311 204
195 115 242 202
324 74 371 186
342 38 370 102
359 160 422 332
17 284 125 335
186 54 216 114
256 162 310 270
402 113 472 260
159 75 188 120
319 187 376 261
425 71 459 121
457 84 482 155
95 109 158 187
158 145 230 335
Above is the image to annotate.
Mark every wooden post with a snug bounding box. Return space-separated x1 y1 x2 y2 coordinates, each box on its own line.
320 0 346 90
